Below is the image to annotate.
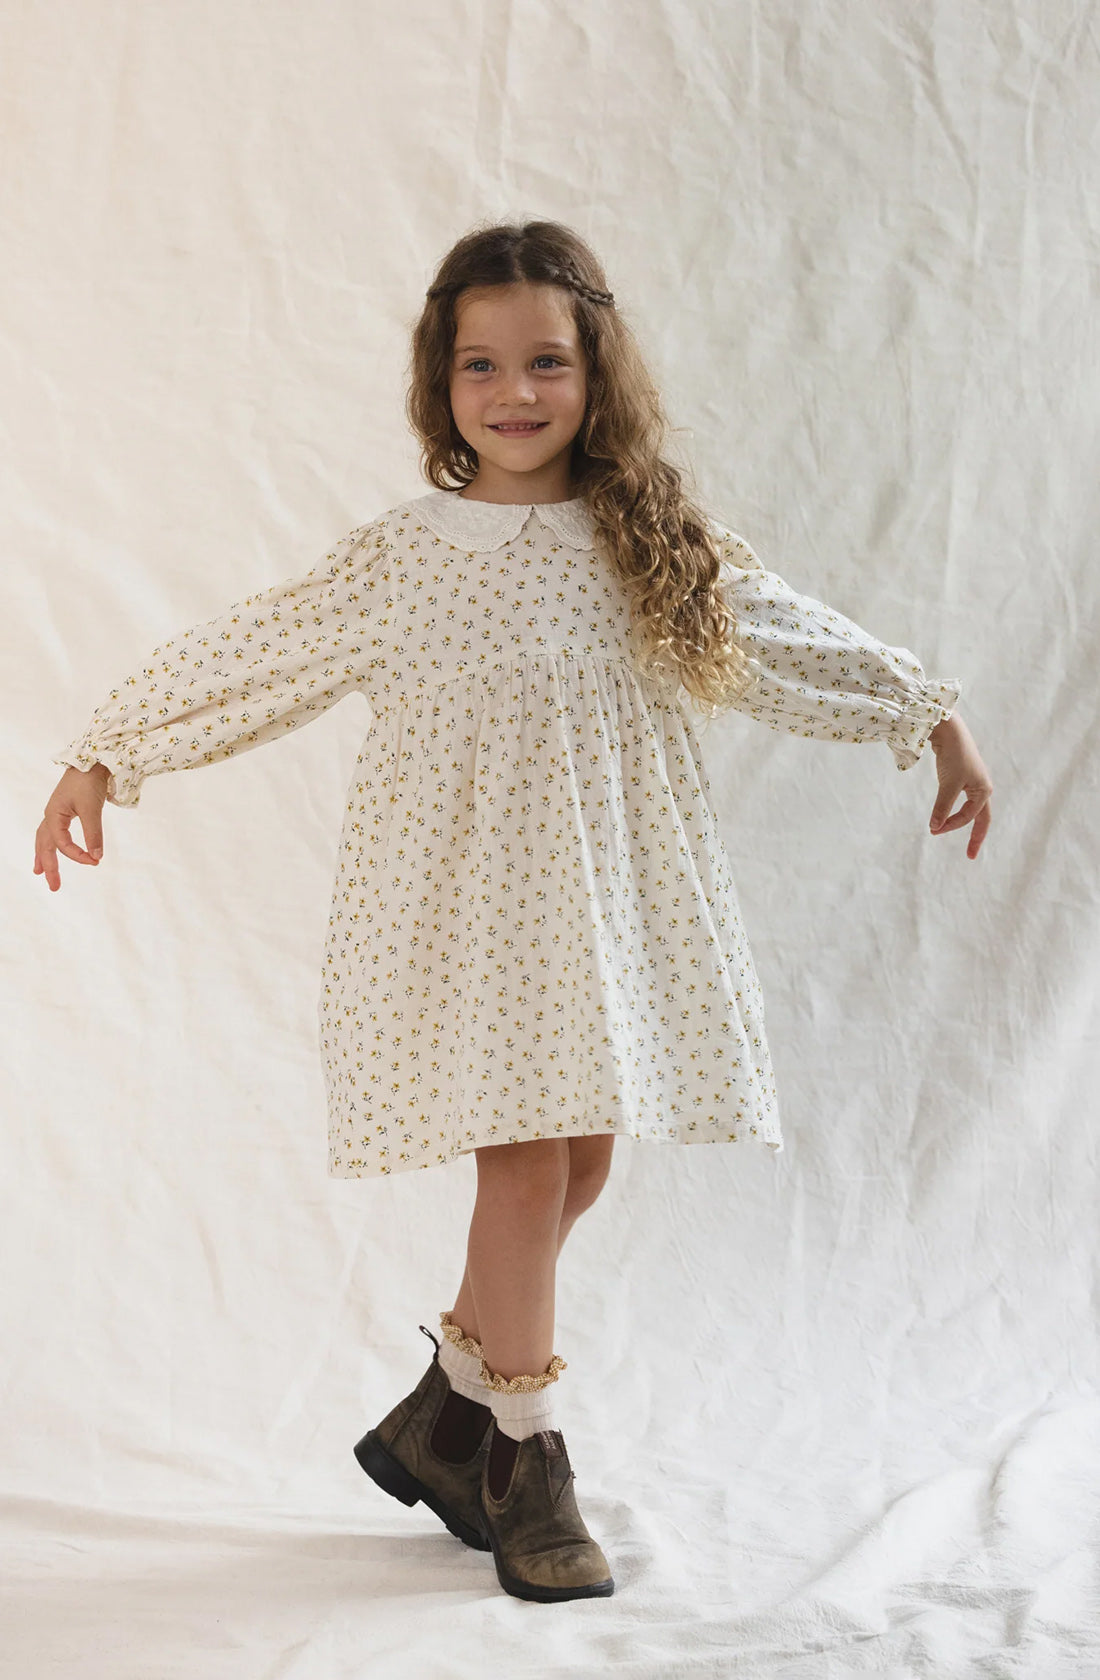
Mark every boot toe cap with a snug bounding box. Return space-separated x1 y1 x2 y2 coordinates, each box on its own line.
513 1539 613 1592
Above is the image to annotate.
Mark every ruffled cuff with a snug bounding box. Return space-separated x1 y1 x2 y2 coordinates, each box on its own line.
883 675 963 772
51 742 145 808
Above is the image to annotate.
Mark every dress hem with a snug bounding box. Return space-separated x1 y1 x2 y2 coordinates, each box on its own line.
327 1122 785 1179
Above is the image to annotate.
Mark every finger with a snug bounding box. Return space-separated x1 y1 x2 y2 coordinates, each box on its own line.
79 812 104 860
52 827 99 866
934 793 987 835
967 798 992 860
36 840 61 892
929 792 961 831
930 796 963 832
54 811 100 864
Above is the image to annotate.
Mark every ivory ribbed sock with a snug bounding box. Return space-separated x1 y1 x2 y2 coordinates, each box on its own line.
489 1384 558 1442
436 1313 491 1404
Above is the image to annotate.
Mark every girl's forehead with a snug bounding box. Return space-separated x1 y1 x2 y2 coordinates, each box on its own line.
455 281 575 325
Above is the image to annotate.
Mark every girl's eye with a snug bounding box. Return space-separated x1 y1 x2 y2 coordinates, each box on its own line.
461 356 563 372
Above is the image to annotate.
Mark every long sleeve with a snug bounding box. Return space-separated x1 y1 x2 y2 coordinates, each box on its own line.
711 523 962 771
52 520 382 808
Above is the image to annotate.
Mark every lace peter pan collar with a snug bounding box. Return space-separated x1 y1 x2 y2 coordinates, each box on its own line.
409 488 595 553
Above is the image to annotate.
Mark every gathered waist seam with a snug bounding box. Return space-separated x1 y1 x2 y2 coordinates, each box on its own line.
366 649 679 718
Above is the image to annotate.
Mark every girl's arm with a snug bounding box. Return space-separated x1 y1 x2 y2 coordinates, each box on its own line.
51 521 383 809
710 524 961 772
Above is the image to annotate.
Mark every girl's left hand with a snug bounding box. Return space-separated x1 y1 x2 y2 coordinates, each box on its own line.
927 713 993 860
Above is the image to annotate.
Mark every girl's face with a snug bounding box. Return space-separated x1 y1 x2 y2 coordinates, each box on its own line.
448 282 588 502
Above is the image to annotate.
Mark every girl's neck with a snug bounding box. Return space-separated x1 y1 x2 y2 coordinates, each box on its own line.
458 463 578 505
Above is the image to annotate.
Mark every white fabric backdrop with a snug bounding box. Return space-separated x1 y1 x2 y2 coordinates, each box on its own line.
6 0 1099 1674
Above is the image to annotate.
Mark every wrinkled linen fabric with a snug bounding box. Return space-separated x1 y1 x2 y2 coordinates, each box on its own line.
53 489 960 1176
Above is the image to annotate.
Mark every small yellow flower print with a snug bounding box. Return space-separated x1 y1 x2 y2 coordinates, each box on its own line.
54 497 960 1179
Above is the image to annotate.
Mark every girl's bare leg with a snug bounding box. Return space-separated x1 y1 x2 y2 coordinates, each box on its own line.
554 1134 616 1254
449 1134 615 1366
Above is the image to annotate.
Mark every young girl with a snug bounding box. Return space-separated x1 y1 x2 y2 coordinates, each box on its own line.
36 219 992 1605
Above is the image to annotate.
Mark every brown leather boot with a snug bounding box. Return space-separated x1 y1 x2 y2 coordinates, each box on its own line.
354 1326 493 1550
479 1420 615 1601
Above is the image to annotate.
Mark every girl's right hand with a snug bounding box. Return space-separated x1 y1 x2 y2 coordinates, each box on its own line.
34 764 110 892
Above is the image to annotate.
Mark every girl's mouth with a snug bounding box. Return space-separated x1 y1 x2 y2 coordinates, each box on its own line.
489 422 549 436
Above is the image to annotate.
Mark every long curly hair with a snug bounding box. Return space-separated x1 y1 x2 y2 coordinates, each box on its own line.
404 218 758 717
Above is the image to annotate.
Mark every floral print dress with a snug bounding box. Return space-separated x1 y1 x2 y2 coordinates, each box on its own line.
53 489 962 1177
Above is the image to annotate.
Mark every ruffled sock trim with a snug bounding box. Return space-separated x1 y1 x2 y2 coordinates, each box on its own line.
479 1353 568 1393
438 1310 485 1360
441 1313 567 1392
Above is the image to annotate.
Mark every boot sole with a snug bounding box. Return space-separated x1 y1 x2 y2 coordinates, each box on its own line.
484 1526 616 1603
354 1429 492 1552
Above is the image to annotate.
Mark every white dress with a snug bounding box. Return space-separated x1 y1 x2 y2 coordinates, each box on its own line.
54 489 962 1177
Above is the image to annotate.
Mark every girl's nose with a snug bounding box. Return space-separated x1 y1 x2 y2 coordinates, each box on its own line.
499 370 536 400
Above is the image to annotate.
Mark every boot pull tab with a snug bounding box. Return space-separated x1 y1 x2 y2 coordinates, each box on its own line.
419 1323 441 1356
537 1429 564 1457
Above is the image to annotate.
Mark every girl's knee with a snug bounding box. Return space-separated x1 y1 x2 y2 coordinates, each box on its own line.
563 1135 615 1217
474 1136 570 1218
